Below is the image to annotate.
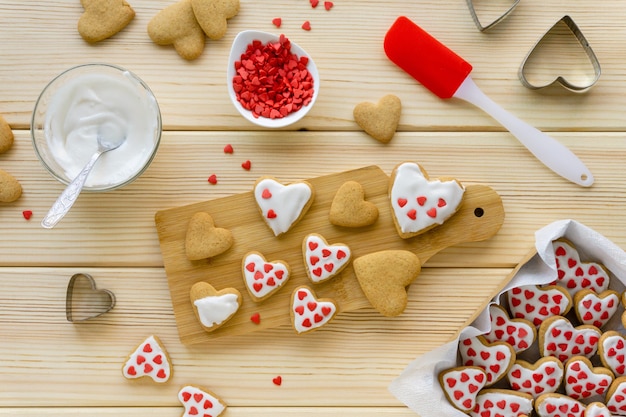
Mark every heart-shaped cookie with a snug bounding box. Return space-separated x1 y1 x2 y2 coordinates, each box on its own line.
507 357 564 398
574 289 619 329
148 0 206 60
191 0 239 40
483 304 536 353
190 282 241 333
242 251 290 302
185 212 234 261
353 94 401 143
538 315 601 363
438 366 487 412
66 273 115 322
553 239 610 297
302 233 351 284
122 335 172 383
253 177 314 236
78 0 135 43
290 286 337 334
507 284 572 326
535 392 585 417
329 181 379 228
599 331 626 377
606 377 626 416
586 402 613 417
458 336 516 385
178 385 226 417
472 389 533 417
389 162 464 238
353 250 421 317
564 356 613 400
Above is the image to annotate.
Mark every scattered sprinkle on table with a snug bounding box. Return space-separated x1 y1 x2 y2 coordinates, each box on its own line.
241 160 251 170
250 312 261 324
310 0 319 7
273 375 282 386
302 20 311 31
22 210 32 220
223 144 234 154
324 1 333 10
208 174 218 184
272 17 282 28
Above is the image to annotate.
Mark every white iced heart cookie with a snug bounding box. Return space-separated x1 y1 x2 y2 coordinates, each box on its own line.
303 233 351 284
242 251 290 302
290 286 337 334
389 162 464 238
178 385 226 417
190 282 241 333
122 335 172 383
253 177 314 236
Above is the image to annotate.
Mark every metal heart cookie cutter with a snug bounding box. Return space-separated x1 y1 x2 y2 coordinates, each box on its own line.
519 15 601 92
465 0 520 32
66 273 116 322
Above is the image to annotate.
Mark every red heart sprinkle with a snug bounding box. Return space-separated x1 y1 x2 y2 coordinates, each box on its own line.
223 144 234 153
298 291 307 300
322 306 332 316
264 263 274 273
438 198 446 207
182 392 192 402
337 250 346 259
294 306 304 315
273 376 282 386
397 198 407 207
262 188 272 199
407 209 417 220
253 283 263 292
426 208 437 218
207 174 218 184
310 256 320 266
307 301 317 311
309 241 318 251
324 1 333 10
189 406 198 416
22 210 33 220
137 355 146 365
310 0 319 7
153 354 163 365
127 366 136 376
267 209 277 219
143 344 152 353
194 393 203 402
251 312 261 324
417 196 427 206
204 399 213 409
302 318 312 327
144 363 153 373
272 18 282 28
246 262 255 272
157 369 166 379
241 160 251 170
302 21 311 31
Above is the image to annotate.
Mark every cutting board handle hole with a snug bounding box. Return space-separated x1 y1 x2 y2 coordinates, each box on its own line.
474 207 485 218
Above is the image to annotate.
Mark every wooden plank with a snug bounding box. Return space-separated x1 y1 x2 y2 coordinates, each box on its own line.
0 266 509 407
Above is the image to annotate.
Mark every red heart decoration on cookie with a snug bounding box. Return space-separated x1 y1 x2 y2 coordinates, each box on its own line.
574 289 619 329
303 234 351 284
507 357 563 398
291 287 337 334
564 356 613 400
483 304 536 353
458 336 515 385
535 393 585 417
242 252 290 301
440 366 487 412
539 316 601 363
472 390 533 417
553 240 610 296
507 284 572 326
253 178 314 236
178 385 226 417
599 331 626 376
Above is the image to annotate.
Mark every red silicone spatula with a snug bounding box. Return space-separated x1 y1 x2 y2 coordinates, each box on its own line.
384 16 593 187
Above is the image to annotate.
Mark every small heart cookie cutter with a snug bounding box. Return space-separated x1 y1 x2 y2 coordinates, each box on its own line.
519 15 601 92
465 0 520 32
66 273 116 322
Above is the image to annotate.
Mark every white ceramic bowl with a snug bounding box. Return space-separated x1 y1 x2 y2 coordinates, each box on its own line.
31 63 162 192
227 30 320 128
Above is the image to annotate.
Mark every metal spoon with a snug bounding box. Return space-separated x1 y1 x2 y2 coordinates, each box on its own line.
41 122 127 229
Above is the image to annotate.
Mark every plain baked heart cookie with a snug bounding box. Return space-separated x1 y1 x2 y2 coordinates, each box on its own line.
389 162 464 238
185 212 234 261
148 0 206 60
302 233 351 284
241 251 290 302
353 250 421 317
78 0 135 43
353 94 401 143
190 282 241 333
0 114 14 154
290 286 337 334
122 335 172 383
178 385 226 417
253 177 314 236
328 181 379 228
191 0 239 40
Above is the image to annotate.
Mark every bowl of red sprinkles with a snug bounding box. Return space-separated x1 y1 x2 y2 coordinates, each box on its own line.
227 30 319 128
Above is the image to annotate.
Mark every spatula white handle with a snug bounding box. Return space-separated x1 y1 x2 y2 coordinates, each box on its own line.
454 76 593 187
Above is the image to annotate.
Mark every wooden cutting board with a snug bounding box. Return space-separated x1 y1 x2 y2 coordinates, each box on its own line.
154 165 505 345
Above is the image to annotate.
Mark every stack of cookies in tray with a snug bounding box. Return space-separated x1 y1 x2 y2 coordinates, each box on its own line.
439 239 626 417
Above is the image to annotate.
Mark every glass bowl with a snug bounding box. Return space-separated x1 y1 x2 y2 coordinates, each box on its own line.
227 30 320 128
31 63 162 192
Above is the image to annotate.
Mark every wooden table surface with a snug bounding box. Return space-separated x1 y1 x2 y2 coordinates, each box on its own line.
2 0 626 415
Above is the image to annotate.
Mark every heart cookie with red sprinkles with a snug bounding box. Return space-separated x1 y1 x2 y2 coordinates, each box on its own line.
389 162 464 239
563 356 613 400
573 289 619 329
458 336 516 386
506 356 564 398
538 315 601 363
242 251 290 302
439 366 487 412
303 233 351 284
599 331 626 377
535 392 585 417
470 389 533 417
178 385 226 417
507 284 572 326
553 239 610 297
122 335 172 383
483 304 536 353
253 177 314 236
290 286 337 334
606 377 626 415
